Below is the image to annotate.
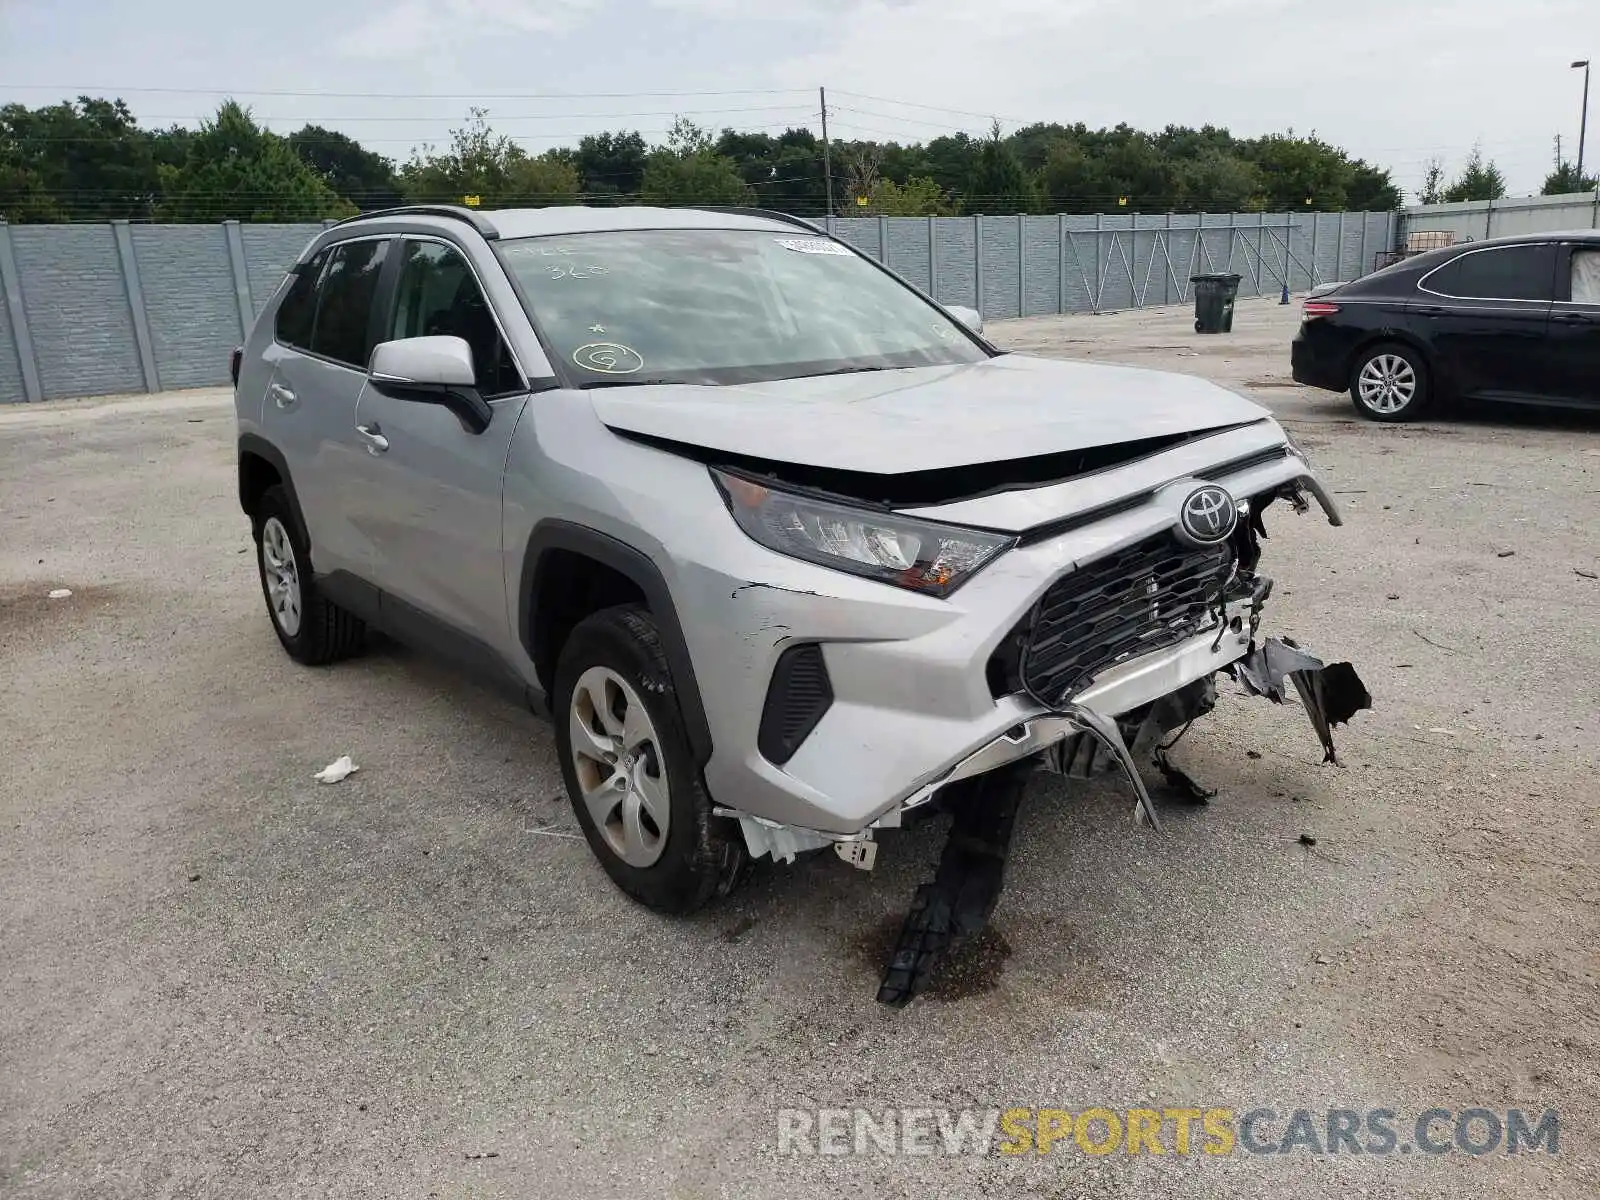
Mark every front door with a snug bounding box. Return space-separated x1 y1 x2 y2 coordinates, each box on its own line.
1412 241 1557 402
1547 243 1600 408
342 236 531 660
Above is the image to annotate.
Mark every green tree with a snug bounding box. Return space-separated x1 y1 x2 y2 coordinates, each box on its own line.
1175 150 1263 212
289 125 402 210
157 101 352 222
638 118 753 207
1241 132 1350 210
866 175 953 215
1417 157 1445 205
574 129 649 198
0 162 63 222
965 122 1031 214
1441 145 1507 202
1542 162 1598 194
401 108 579 206
0 97 160 220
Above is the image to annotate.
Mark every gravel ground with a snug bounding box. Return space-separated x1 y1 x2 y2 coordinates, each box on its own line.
3 298 1597 1198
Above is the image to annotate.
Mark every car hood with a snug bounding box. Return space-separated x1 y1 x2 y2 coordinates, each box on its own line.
587 353 1270 475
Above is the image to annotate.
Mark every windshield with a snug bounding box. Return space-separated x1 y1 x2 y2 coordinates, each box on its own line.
497 228 989 387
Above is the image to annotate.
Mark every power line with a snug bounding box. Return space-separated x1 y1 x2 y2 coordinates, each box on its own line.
1 84 814 100
829 89 1018 125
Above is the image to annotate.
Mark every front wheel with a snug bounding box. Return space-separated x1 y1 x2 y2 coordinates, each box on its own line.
1350 342 1430 421
553 605 746 914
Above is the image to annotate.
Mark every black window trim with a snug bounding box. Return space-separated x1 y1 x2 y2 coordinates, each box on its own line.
1416 241 1559 305
273 233 398 373
388 233 530 400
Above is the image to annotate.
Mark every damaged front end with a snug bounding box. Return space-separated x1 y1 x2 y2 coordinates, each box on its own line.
871 476 1371 1006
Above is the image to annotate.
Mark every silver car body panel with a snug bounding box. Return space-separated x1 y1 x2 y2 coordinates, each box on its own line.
585 355 1270 476
236 205 1347 848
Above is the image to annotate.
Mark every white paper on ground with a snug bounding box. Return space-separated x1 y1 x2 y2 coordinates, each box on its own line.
314 755 360 784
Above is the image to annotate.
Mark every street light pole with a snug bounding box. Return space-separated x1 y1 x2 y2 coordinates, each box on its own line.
1575 60 1591 182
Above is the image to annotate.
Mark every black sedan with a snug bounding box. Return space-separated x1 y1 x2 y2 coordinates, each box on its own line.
1290 230 1600 421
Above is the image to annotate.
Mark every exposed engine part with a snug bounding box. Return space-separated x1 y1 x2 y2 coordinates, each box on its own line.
1231 636 1372 764
876 761 1032 1008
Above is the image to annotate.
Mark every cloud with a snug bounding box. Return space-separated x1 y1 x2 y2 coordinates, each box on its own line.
336 0 599 60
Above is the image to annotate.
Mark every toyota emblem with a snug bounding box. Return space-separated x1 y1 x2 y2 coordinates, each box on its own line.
1177 484 1238 545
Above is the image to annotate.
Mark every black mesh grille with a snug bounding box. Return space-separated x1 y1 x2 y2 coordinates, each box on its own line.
1020 533 1233 705
758 643 834 765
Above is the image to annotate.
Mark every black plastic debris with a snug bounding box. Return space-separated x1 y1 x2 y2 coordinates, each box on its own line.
1153 747 1217 804
1233 637 1372 764
876 762 1032 1008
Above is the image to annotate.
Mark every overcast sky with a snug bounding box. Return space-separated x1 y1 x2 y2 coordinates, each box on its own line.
1 0 1593 200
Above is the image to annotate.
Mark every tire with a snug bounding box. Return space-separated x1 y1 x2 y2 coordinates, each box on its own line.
253 484 366 665
553 605 746 914
1350 341 1430 422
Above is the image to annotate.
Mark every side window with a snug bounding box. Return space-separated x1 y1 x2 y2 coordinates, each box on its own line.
275 249 328 350
310 239 390 367
390 239 521 397
1425 244 1557 302
1570 248 1600 304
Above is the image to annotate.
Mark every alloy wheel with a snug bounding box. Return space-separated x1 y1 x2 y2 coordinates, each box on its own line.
568 665 670 868
260 516 302 637
1356 353 1417 414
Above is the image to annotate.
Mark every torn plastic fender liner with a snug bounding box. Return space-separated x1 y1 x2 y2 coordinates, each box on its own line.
1232 636 1371 764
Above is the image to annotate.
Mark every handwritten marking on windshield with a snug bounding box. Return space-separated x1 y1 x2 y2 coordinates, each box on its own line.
775 237 851 256
573 342 644 374
546 263 610 280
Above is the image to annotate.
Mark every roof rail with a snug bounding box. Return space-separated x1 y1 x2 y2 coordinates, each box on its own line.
693 206 826 234
329 204 501 240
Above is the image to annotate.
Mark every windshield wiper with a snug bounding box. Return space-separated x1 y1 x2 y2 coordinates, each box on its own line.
577 378 688 389
802 364 892 378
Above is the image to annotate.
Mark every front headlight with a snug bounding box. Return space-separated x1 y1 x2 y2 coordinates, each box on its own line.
1281 425 1311 463
711 468 1015 597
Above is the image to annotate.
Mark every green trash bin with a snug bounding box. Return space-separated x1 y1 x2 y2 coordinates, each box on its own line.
1190 272 1242 334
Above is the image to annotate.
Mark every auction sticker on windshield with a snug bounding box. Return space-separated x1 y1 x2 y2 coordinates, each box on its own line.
775 238 852 255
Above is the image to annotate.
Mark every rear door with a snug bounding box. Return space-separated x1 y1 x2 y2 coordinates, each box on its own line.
1412 242 1557 401
343 236 531 659
1547 243 1600 408
259 235 394 577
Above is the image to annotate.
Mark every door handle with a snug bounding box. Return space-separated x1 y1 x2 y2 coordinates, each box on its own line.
1552 311 1594 323
268 382 297 409
1413 305 1449 316
355 423 389 454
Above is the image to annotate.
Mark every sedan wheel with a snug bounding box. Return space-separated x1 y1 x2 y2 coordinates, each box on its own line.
1351 344 1429 421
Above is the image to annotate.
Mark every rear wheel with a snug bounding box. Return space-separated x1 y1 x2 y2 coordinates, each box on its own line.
1350 342 1430 421
253 485 365 664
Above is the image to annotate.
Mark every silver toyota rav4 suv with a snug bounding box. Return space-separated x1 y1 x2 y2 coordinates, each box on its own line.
234 204 1368 1003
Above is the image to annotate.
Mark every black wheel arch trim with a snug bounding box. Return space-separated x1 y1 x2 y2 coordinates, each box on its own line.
1348 330 1432 384
520 520 713 765
238 433 309 540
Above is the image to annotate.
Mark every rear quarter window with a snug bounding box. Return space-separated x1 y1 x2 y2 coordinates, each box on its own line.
1423 243 1557 302
275 250 328 350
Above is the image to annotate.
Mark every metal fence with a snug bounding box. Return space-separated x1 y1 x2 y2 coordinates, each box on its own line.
1400 190 1600 245
0 209 1396 404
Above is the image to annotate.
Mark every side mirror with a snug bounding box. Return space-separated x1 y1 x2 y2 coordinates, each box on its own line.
368 336 492 434
946 304 984 335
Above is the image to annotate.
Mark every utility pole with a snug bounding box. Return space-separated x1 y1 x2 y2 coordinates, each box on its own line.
820 86 834 220
1555 133 1562 174
1575 60 1591 182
